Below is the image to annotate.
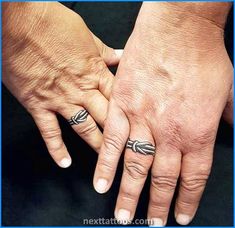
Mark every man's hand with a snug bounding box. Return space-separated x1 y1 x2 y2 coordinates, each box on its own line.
2 2 122 168
93 2 233 225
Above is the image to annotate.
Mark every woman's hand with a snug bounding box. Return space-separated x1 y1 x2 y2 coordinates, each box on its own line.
2 2 122 168
93 2 233 225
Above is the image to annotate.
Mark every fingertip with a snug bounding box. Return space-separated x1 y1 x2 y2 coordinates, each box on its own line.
114 49 123 60
175 213 191 226
94 178 109 194
102 48 123 66
115 209 132 225
59 157 72 168
149 218 164 227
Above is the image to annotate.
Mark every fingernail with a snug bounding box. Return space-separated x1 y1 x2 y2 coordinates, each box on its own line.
95 178 108 194
60 157 71 168
149 218 164 227
176 214 191 225
116 209 131 224
114 49 123 59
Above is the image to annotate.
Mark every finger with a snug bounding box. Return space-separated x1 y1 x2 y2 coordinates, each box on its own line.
59 105 103 153
93 100 129 194
92 33 123 66
175 147 213 225
148 145 181 226
98 67 114 100
115 124 155 224
82 90 109 128
33 110 71 168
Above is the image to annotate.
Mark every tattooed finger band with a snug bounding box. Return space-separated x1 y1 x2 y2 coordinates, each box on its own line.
126 138 156 155
68 110 89 125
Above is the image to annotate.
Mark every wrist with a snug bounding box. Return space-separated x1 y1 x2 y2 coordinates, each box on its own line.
138 2 232 29
133 2 231 52
2 2 48 51
2 2 48 25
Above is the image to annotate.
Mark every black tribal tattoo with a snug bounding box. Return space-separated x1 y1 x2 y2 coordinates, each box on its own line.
68 110 89 125
126 138 156 155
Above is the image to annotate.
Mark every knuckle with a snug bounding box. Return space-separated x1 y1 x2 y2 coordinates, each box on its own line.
40 126 62 140
149 203 169 213
88 56 107 75
177 198 197 209
124 159 149 180
191 131 215 149
111 83 155 118
119 188 139 202
151 175 178 193
98 71 113 97
77 121 98 136
39 126 64 154
98 157 115 173
100 43 109 58
161 119 182 147
188 122 216 150
181 175 208 193
103 134 124 154
24 95 48 113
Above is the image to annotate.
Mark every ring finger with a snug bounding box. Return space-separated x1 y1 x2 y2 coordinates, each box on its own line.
60 105 103 153
115 123 155 224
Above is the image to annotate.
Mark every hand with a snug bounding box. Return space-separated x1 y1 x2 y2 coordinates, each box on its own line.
93 2 233 225
2 2 122 168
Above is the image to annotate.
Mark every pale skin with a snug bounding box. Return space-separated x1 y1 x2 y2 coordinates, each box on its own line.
2 2 122 168
94 2 233 226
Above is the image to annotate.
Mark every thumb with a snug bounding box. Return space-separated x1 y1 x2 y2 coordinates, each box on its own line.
92 33 123 66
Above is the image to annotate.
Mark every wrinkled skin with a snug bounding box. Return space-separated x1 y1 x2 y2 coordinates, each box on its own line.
2 2 122 168
94 3 233 226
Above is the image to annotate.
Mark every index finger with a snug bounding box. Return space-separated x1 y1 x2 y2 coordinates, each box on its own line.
93 100 129 193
